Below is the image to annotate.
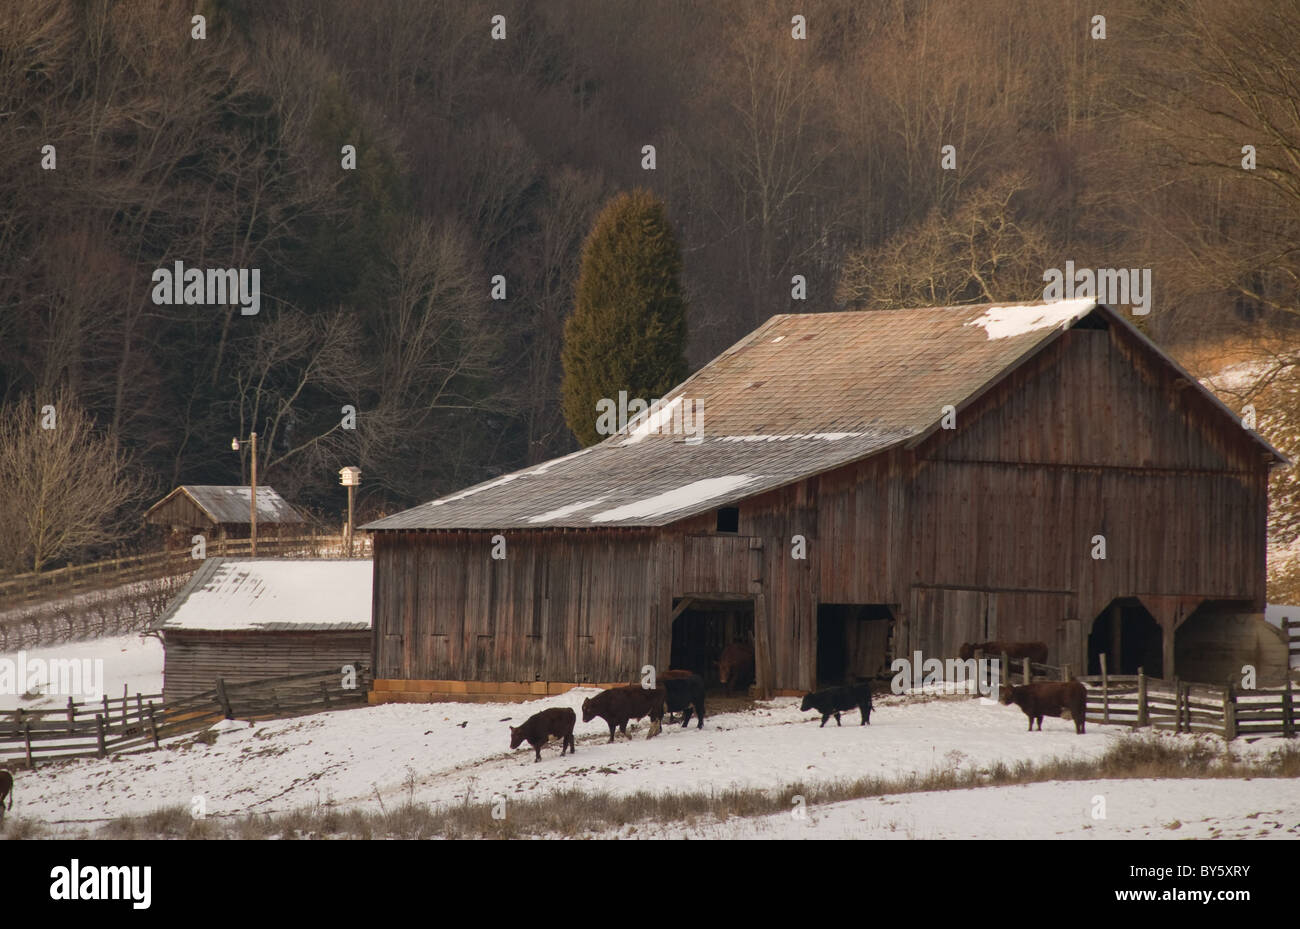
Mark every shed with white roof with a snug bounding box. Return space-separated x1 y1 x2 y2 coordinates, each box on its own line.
152 559 371 701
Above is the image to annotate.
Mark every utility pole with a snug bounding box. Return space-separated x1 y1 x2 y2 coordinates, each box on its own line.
249 432 258 556
232 431 259 556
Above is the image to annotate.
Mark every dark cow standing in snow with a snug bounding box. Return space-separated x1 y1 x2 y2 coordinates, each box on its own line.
0 769 12 817
654 669 695 722
509 707 577 762
1000 681 1087 733
717 643 755 695
582 685 665 741
800 683 873 727
661 673 706 729
959 640 1049 664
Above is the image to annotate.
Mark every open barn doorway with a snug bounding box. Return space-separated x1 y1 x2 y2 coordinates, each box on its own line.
669 598 753 690
816 603 894 688
1087 597 1163 677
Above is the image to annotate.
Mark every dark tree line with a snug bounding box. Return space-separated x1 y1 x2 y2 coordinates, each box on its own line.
0 0 1296 570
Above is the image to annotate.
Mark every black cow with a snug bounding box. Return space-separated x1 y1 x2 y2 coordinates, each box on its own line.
661 673 706 729
800 683 873 727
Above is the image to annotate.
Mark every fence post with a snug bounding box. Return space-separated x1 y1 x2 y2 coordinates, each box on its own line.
272 688 281 717
13 707 23 738
1223 677 1236 741
23 722 33 768
1285 677 1295 740
1100 653 1110 723
95 714 107 757
1021 656 1030 685
321 680 331 708
215 678 233 719
101 695 110 733
1137 668 1148 728
1001 652 1009 692
147 703 160 749
66 697 76 734
122 683 128 728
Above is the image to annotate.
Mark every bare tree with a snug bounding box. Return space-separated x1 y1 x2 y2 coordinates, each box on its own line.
838 173 1053 310
0 392 143 574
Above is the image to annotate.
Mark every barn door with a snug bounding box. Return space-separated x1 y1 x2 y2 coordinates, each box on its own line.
379 634 403 679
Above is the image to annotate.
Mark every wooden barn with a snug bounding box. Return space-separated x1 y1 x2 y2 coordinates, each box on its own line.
144 485 306 549
363 300 1290 702
152 558 371 701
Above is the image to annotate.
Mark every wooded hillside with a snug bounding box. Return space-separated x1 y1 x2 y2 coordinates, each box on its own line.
0 0 1296 570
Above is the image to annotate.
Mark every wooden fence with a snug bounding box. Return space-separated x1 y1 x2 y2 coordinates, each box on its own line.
1286 616 1300 666
0 533 372 609
0 663 371 769
950 649 1296 741
1078 669 1296 741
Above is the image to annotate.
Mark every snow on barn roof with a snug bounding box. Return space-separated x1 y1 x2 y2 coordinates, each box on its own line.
364 300 1287 531
144 485 306 526
153 559 372 632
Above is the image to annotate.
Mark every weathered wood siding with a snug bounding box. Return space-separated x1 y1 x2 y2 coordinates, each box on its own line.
372 529 661 684
162 630 369 701
372 321 1272 691
145 494 214 531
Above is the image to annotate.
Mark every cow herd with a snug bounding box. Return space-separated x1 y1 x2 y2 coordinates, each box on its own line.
509 638 1088 762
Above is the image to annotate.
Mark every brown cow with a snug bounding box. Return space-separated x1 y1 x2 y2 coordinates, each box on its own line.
0 769 12 816
717 643 755 695
509 707 576 762
962 641 1048 665
1000 681 1087 734
582 685 665 741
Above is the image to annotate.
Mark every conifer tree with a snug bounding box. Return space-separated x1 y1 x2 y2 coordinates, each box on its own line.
561 189 689 446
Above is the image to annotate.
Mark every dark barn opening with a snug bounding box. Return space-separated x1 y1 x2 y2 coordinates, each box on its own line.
816 603 894 688
670 598 753 689
1087 597 1163 676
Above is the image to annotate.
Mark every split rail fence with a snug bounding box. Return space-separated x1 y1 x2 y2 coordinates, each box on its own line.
0 533 373 610
962 648 1297 741
0 663 371 769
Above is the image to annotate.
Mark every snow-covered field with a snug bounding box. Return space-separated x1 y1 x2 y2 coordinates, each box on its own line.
593 778 1300 840
10 685 1298 837
1 632 1295 838
0 633 163 712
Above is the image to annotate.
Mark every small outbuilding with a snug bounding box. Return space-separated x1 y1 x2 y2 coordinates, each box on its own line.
143 485 307 550
152 558 372 701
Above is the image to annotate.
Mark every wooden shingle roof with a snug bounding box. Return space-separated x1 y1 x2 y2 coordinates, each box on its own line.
144 485 306 526
364 300 1287 531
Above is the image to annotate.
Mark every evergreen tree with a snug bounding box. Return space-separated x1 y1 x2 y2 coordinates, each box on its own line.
561 189 689 446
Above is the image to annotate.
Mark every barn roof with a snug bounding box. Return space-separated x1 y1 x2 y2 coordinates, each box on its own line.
153 559 372 631
364 300 1288 531
144 485 306 526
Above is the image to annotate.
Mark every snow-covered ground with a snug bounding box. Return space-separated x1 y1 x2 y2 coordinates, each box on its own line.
592 778 1300 840
10 687 1296 836
0 633 163 712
